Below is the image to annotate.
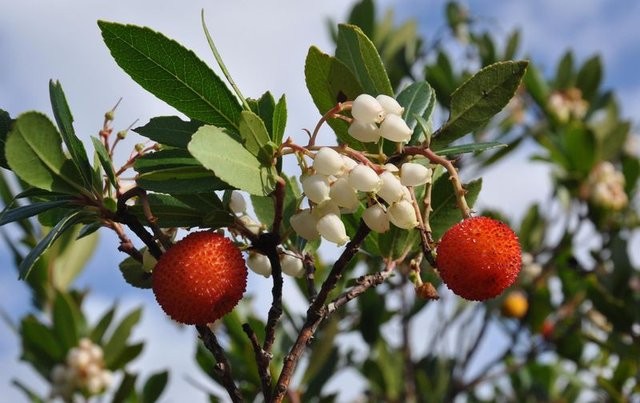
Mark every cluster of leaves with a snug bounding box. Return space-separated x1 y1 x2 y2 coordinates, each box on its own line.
1 0 638 402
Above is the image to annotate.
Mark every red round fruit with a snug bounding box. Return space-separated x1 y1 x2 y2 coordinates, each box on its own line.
152 232 247 325
436 216 521 301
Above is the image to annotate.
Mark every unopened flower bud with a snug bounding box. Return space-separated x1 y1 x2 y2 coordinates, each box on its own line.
67 347 90 369
351 94 385 124
348 164 382 192
388 199 419 229
380 114 412 142
78 337 92 351
313 147 345 176
376 171 405 204
376 94 404 116
317 213 350 245
247 252 272 277
86 375 103 394
348 119 381 143
229 191 247 214
302 174 331 204
100 370 113 388
87 344 104 362
362 204 390 233
384 163 399 172
341 155 358 172
313 200 341 218
330 177 360 209
281 253 305 277
400 162 432 186
290 210 320 240
238 214 263 235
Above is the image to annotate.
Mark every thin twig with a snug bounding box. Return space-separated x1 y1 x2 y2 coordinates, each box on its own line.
326 262 394 315
272 222 370 403
114 190 163 259
242 323 273 400
196 325 243 403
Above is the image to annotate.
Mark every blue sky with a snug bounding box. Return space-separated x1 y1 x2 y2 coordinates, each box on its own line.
1 1 639 401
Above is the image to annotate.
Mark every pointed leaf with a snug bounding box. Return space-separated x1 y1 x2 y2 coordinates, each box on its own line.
18 211 85 280
576 55 602 101
134 116 203 149
91 137 118 187
0 199 71 226
188 125 276 196
6 112 85 194
247 92 275 136
103 306 143 369
98 21 241 131
335 24 393 96
430 177 482 240
435 141 507 156
272 94 287 145
239 110 273 165
52 291 83 351
49 80 95 190
90 306 116 344
432 60 528 148
142 371 169 403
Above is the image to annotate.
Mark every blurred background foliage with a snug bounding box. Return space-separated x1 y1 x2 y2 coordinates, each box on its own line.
1 0 638 402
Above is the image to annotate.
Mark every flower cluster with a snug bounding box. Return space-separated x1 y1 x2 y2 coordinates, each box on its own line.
548 88 588 122
50 338 113 399
290 94 432 245
586 161 628 211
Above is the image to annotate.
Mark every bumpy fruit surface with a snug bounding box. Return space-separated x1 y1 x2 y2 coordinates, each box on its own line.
436 216 521 301
501 290 528 318
152 232 247 325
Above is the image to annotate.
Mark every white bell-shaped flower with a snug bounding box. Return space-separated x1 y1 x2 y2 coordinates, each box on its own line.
362 204 390 233
376 171 405 204
348 119 381 143
302 174 331 204
281 253 305 277
238 214 263 235
400 162 432 186
351 93 385 124
229 191 247 214
290 209 320 240
380 114 412 142
348 164 382 192
313 147 345 176
316 213 350 245
341 155 358 173
247 252 272 277
330 177 360 209
384 163 399 172
388 199 419 229
312 200 341 219
376 94 404 116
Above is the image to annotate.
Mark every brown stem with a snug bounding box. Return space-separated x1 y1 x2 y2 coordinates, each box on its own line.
119 187 173 251
271 222 370 402
303 253 318 301
408 186 437 267
196 325 243 403
326 262 394 315
114 192 162 259
271 177 286 236
307 102 351 147
242 323 273 400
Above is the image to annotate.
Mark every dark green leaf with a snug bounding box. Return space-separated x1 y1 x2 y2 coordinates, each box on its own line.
250 194 274 228
335 24 393 96
188 125 276 196
104 306 143 369
130 193 232 228
435 141 507 156
90 306 116 345
0 109 12 169
576 55 602 101
432 61 528 148
239 110 273 165
11 379 45 403
347 0 375 39
304 46 364 147
247 92 275 138
18 211 85 280
272 94 287 145
523 63 549 109
137 166 233 194
49 80 95 190
430 176 482 240
396 81 434 131
134 116 203 149
91 137 118 187
424 51 456 107
52 291 82 351
112 372 138 403
20 315 65 363
555 51 574 89
119 256 152 289
0 199 70 226
109 342 145 372
6 112 85 194
98 21 241 131
142 371 169 403
504 30 520 60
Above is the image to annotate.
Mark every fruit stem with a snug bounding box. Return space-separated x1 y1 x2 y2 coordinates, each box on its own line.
408 186 437 266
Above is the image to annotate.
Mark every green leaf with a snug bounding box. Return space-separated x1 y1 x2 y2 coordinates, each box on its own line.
119 255 152 289
142 371 169 403
576 55 602 101
335 24 393 96
6 112 85 194
435 141 507 156
397 81 434 130
430 176 482 240
523 63 549 109
91 137 118 187
20 315 65 364
49 80 95 190
247 92 275 137
555 51 574 89
134 116 203 149
112 372 138 403
0 109 12 169
103 306 143 369
0 199 71 226
272 94 287 145
52 291 82 351
188 125 276 196
90 306 116 345
304 46 364 147
347 0 375 39
238 110 273 165
48 223 99 291
98 21 241 131
109 342 145 370
18 210 85 280
129 193 232 228
432 60 528 149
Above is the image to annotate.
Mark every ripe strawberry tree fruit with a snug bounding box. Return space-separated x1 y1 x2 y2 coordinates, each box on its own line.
436 216 522 301
151 232 247 325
